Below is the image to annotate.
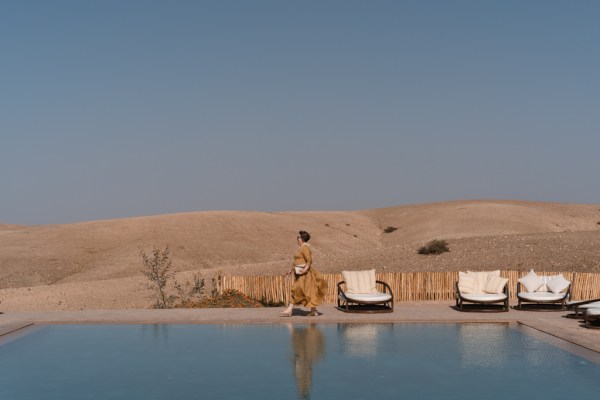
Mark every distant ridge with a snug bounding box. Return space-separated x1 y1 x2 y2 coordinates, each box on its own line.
0 200 599 291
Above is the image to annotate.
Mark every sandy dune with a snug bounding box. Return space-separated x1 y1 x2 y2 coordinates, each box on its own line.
1 200 599 311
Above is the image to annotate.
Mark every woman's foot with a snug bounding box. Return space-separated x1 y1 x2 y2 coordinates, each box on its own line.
308 310 321 317
280 306 293 317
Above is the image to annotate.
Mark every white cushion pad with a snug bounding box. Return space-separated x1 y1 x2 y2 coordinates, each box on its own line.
458 270 502 294
342 270 377 294
567 300 600 309
460 293 507 302
580 302 600 309
468 270 500 292
458 272 480 294
341 292 392 303
545 274 571 294
518 270 544 292
586 308 600 317
484 275 508 294
518 292 567 302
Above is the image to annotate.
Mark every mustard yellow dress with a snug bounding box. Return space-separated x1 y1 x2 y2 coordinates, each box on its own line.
291 244 328 307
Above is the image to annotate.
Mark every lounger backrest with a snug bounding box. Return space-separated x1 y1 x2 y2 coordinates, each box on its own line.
342 270 378 294
518 270 570 293
458 270 507 294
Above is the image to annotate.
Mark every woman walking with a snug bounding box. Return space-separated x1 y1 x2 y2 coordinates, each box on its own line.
281 230 328 317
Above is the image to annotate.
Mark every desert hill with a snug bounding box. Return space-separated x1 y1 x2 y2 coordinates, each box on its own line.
1 200 599 311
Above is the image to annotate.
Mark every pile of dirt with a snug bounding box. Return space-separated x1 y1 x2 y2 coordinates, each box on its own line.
175 290 265 308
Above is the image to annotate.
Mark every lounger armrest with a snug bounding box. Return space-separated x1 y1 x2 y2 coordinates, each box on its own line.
376 280 394 298
337 280 347 298
455 281 461 299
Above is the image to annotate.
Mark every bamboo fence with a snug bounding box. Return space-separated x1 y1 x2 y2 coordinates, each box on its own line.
221 271 600 305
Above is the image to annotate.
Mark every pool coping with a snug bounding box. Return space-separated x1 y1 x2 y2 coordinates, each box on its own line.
1 303 598 354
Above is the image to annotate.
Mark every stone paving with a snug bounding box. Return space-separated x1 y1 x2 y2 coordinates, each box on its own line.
1 302 598 355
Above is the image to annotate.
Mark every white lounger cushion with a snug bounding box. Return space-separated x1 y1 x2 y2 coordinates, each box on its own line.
458 273 479 294
579 302 600 309
458 270 504 294
567 300 600 309
342 270 378 294
518 270 545 292
545 275 571 294
586 308 600 317
341 292 392 303
460 293 507 302
483 275 509 294
518 292 566 302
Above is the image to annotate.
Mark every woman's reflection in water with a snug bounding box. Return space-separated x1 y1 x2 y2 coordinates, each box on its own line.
288 324 325 400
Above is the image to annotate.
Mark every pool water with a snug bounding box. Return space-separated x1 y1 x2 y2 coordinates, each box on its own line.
0 323 598 400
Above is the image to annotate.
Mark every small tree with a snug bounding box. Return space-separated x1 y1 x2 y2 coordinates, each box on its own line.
141 246 177 309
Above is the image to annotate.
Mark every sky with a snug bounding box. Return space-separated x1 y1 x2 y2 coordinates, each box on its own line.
1 0 599 225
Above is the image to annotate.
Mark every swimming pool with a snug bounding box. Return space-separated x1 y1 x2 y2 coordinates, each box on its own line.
1 323 598 399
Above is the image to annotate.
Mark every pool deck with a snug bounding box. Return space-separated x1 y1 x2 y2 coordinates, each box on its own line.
1 303 598 354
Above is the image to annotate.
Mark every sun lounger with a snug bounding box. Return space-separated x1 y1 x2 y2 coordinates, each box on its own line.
566 298 600 319
516 270 571 310
455 270 509 312
583 307 600 329
337 270 393 313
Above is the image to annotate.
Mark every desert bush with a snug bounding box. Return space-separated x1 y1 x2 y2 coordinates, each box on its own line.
211 269 223 298
418 239 450 255
174 272 205 304
259 298 286 307
140 246 178 309
383 226 398 233
140 247 228 308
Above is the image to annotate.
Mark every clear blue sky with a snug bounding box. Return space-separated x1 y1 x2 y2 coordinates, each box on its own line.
2 1 599 225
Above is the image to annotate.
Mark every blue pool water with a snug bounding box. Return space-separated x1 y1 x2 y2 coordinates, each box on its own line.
0 323 598 400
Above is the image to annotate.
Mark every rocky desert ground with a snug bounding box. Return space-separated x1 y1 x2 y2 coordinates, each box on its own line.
1 199 599 311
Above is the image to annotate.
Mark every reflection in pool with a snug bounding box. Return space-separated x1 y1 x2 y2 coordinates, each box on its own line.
0 323 598 400
289 325 325 400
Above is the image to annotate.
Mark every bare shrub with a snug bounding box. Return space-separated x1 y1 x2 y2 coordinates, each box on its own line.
418 239 450 255
174 272 205 304
211 269 223 298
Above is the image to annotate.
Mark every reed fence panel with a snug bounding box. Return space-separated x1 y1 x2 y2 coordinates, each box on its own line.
221 271 600 305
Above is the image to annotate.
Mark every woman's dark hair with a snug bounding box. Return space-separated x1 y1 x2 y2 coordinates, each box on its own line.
299 230 310 243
